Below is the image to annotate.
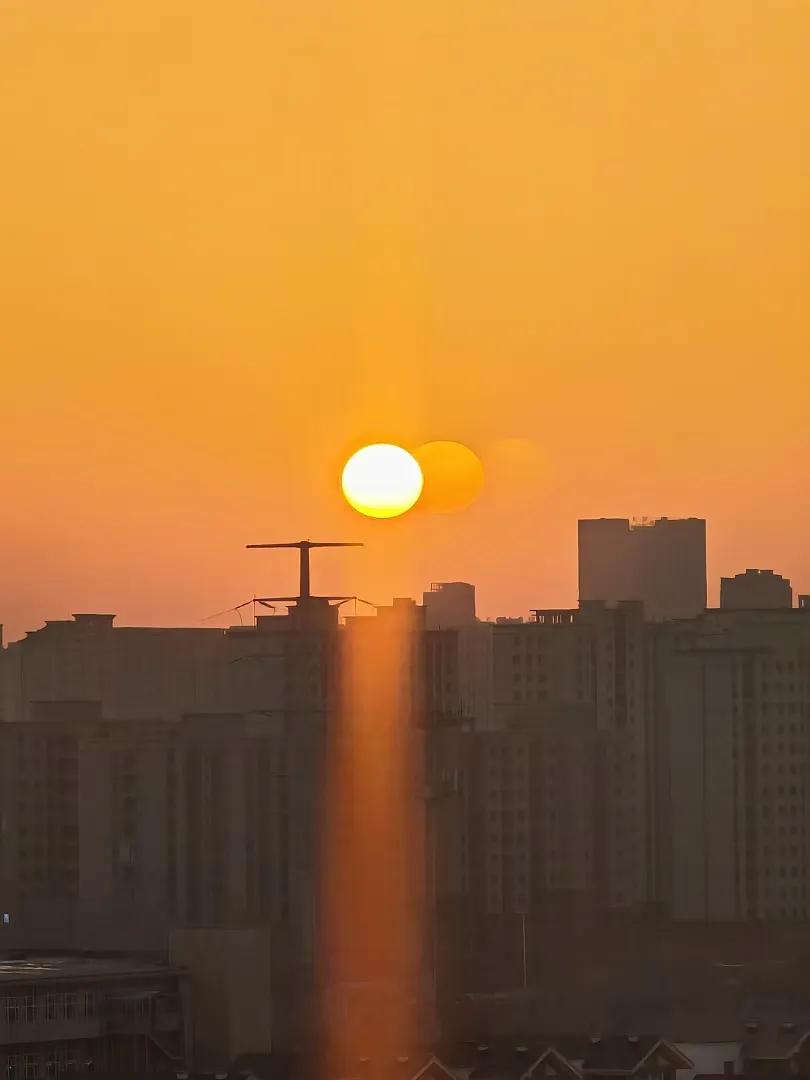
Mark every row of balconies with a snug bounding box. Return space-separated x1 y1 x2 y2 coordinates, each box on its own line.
0 1005 179 1045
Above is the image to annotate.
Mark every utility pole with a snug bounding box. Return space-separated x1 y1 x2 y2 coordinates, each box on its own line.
521 913 528 991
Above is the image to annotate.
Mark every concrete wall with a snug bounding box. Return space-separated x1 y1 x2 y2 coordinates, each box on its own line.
171 926 273 1067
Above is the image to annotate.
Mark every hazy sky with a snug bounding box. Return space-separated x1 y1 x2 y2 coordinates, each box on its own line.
1 1 808 639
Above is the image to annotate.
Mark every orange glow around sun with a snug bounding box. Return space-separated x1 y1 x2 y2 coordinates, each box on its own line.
412 440 484 514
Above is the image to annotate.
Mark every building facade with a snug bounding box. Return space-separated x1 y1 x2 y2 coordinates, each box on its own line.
578 517 707 621
0 955 190 1079
653 606 810 921
423 582 477 629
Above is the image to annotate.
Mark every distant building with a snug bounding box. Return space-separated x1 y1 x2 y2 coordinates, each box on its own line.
0 954 190 1077
578 517 707 620
721 568 793 610
0 615 264 727
421 586 492 725
423 582 477 629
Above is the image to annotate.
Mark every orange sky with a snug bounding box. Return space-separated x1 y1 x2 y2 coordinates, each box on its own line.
1 1 808 640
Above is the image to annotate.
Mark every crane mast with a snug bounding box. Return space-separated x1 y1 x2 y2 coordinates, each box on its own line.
246 539 363 605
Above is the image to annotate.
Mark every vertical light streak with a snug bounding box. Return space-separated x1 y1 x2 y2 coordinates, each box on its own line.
320 602 426 1068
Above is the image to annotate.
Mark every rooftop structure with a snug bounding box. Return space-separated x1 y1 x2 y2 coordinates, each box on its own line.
720 569 793 610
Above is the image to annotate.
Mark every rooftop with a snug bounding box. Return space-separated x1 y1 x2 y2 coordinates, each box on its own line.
0 953 176 984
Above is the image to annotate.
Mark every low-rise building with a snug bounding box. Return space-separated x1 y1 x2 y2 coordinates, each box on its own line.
0 954 190 1078
720 571 793 611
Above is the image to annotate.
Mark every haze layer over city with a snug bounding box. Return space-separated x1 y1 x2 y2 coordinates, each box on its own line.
3 518 810 1065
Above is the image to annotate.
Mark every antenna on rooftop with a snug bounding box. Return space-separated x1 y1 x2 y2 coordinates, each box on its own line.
203 540 367 625
246 538 364 605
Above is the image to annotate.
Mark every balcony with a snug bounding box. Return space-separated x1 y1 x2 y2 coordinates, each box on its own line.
0 1004 179 1044
0 1010 102 1045
105 992 180 1036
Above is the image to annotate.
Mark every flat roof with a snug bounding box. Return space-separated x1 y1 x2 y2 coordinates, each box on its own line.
0 954 176 984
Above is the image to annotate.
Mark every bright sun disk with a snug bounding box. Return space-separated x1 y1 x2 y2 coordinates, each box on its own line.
341 444 424 519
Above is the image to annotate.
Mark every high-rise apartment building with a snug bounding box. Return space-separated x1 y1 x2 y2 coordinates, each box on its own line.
423 582 477 629
653 605 810 921
425 720 601 993
425 599 655 992
418 584 493 729
721 568 793 610
578 517 707 620
492 602 651 910
0 706 320 946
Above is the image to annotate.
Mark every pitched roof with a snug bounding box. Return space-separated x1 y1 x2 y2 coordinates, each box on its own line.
547 1036 692 1074
524 1047 584 1080
743 1028 810 1061
452 1036 692 1080
463 1040 583 1080
411 1056 465 1080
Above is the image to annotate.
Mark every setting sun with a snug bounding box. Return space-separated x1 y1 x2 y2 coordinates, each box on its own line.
341 444 423 519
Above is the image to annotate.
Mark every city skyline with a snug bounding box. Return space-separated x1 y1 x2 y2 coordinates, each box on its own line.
4 556 810 1040
1 513 806 643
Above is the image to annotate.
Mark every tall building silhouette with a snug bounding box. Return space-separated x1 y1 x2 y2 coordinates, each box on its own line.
422 582 477 629
578 516 707 620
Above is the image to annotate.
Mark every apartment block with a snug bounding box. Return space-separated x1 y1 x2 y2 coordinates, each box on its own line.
579 517 707 620
654 606 810 921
